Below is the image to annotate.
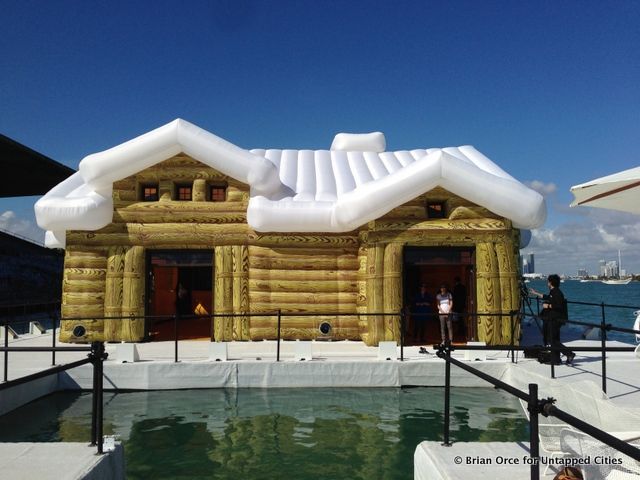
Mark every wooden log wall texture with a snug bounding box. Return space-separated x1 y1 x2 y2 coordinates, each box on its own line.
382 243 403 341
158 179 174 202
214 246 234 341
356 245 369 343
66 227 362 250
511 230 523 343
495 239 519 344
232 245 250 340
365 244 385 345
475 242 502 344
121 246 145 341
103 246 126 340
112 202 247 224
192 178 207 202
60 247 107 343
247 245 359 341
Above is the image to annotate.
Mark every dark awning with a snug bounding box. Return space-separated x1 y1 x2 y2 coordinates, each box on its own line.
0 133 75 197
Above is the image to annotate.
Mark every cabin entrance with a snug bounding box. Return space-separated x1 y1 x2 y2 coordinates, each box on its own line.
403 247 476 345
146 250 213 341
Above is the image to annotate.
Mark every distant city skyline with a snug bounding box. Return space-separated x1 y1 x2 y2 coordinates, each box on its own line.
522 251 636 276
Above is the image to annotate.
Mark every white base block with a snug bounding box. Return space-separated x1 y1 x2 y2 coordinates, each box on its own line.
0 325 19 340
294 341 313 361
115 343 139 363
464 341 487 361
209 342 228 361
29 322 46 335
378 341 397 361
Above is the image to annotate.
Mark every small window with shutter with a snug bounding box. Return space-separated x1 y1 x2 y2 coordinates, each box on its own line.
426 202 446 219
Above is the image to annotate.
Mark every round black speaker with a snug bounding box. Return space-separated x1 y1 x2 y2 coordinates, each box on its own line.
72 325 86 337
319 322 332 335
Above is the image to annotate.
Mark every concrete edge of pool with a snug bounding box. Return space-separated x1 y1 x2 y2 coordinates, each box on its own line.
0 442 125 480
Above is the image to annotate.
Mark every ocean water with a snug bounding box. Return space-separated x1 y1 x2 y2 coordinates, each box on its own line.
0 387 527 480
525 279 640 342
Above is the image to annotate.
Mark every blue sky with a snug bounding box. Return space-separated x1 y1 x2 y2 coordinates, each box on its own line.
1 0 639 274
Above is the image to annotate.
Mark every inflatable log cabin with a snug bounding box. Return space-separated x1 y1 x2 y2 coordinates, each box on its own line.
35 120 546 345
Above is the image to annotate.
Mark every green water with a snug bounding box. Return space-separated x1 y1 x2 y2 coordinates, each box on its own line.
0 388 526 480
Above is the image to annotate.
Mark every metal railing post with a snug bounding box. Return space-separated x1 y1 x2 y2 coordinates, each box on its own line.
528 383 540 480
96 341 105 454
400 310 405 362
3 319 8 382
210 314 214 341
276 309 281 362
174 315 179 363
51 309 57 366
550 335 556 379
90 342 99 446
442 345 452 446
601 302 607 394
510 311 515 364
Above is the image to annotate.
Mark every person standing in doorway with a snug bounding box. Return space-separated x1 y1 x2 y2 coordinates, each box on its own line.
175 282 191 317
452 276 467 338
412 284 433 342
437 284 453 344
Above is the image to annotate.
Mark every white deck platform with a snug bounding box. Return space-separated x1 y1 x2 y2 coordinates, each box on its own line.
414 441 561 480
0 442 124 480
1 331 639 480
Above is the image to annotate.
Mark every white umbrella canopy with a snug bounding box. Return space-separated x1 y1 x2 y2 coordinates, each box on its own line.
570 166 640 214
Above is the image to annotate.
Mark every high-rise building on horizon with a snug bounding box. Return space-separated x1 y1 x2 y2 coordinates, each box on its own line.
605 261 619 278
522 253 535 274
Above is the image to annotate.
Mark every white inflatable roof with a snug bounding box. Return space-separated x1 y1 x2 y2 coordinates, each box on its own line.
35 119 546 248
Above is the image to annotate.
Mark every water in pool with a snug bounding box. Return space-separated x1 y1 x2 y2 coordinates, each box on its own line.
0 387 527 479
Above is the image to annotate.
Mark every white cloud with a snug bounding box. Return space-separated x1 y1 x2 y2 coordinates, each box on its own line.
0 210 45 244
526 180 558 196
522 211 640 275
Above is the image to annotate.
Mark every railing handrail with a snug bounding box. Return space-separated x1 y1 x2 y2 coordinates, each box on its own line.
436 344 640 480
527 294 640 311
436 347 529 401
54 310 519 322
0 355 91 391
0 341 107 455
523 308 640 336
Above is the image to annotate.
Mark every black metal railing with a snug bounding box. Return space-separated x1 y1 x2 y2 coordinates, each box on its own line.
524 296 640 392
2 300 637 390
55 310 520 363
435 344 640 480
0 341 107 454
1 301 61 380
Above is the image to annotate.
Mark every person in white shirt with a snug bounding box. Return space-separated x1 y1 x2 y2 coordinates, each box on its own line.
436 284 453 344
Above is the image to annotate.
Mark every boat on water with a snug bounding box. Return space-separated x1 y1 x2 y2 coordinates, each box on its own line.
601 278 633 285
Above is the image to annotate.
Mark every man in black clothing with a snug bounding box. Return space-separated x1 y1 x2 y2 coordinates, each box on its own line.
413 284 433 342
530 274 575 365
452 276 467 338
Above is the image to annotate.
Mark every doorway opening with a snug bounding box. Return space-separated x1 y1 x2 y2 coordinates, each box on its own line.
403 247 475 345
146 250 213 341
